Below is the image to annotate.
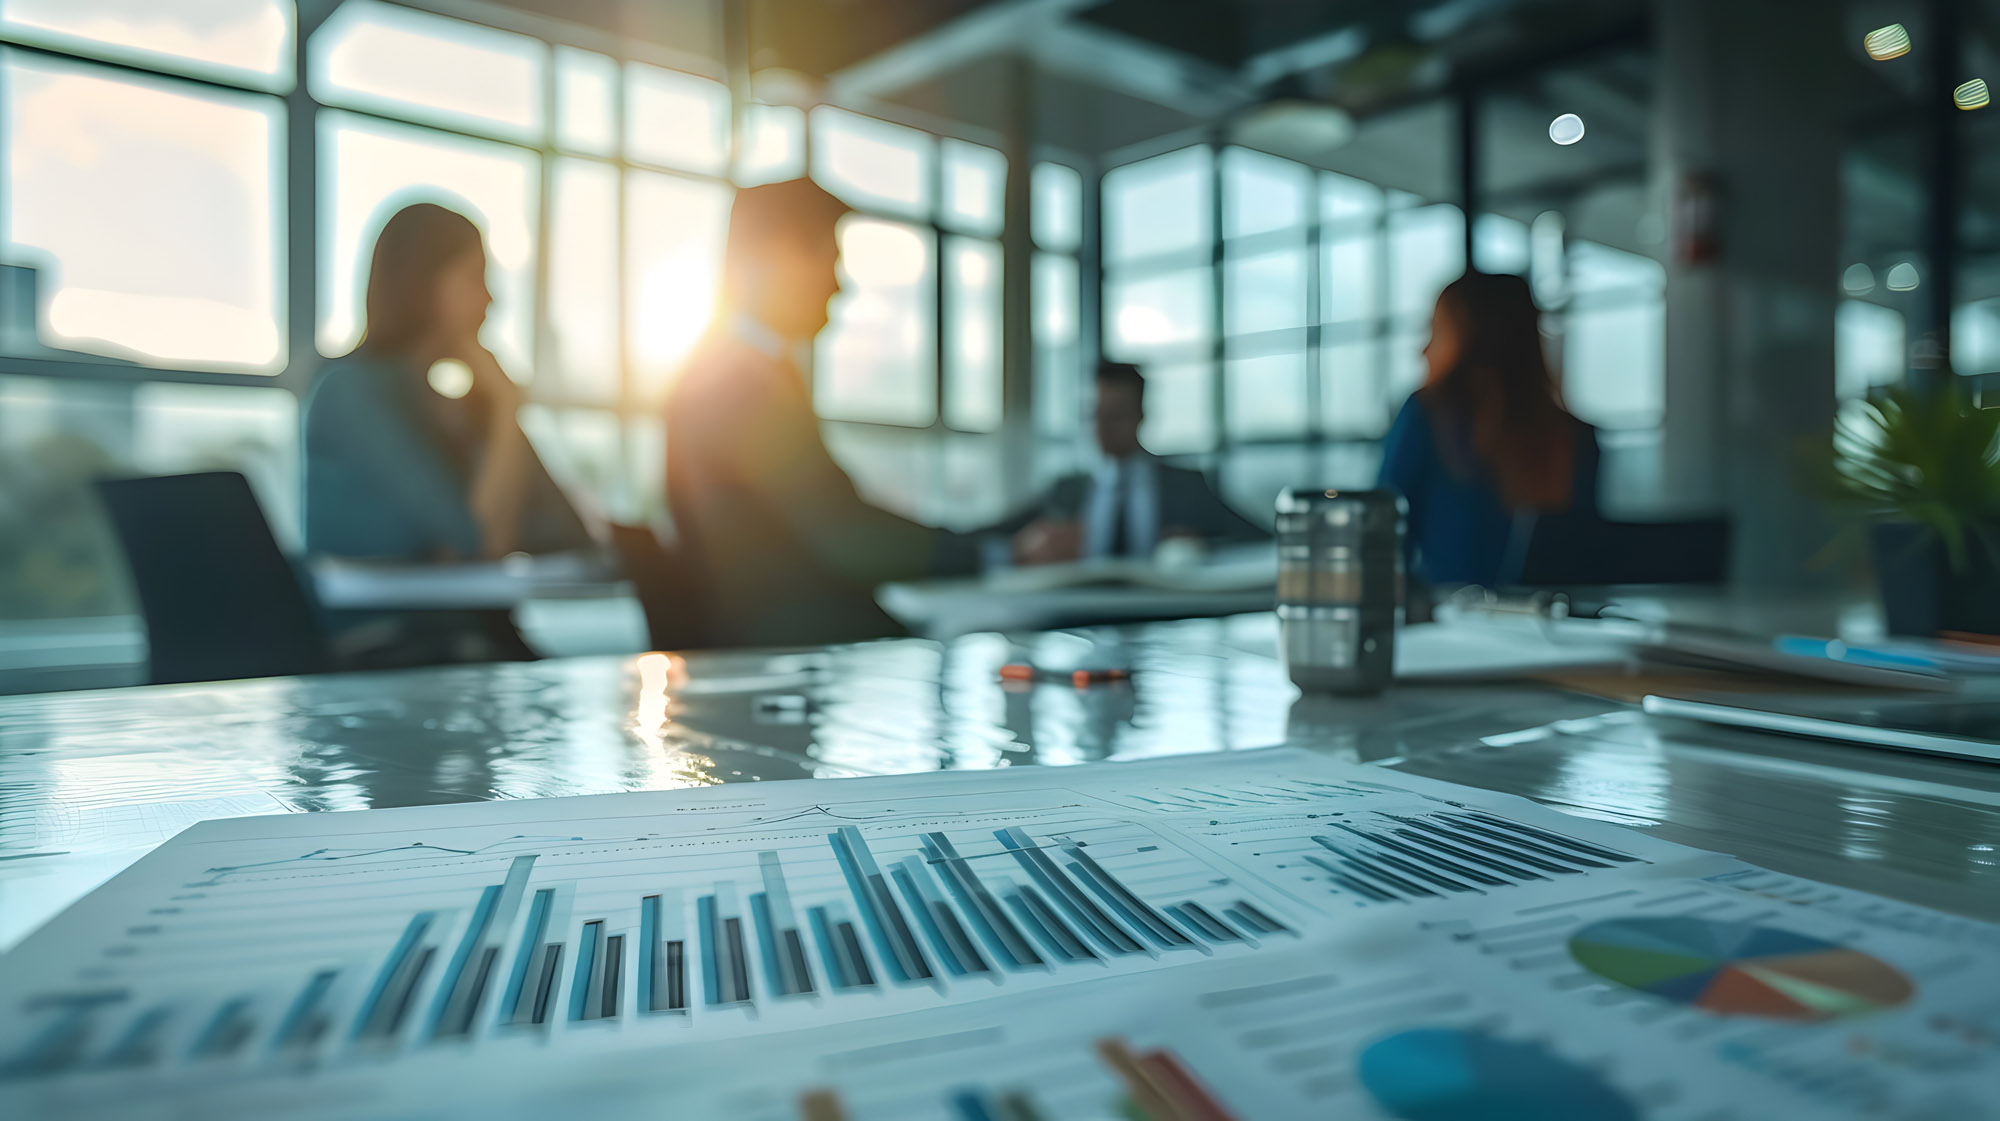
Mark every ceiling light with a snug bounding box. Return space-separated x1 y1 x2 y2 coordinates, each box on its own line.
1548 113 1585 145
1885 262 1920 291
1956 79 1990 110
1233 100 1356 155
1841 263 1875 295
1864 24 1911 61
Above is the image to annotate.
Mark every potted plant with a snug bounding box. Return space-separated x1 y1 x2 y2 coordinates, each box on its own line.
1831 383 2000 638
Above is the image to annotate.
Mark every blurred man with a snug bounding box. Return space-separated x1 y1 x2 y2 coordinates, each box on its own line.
1011 362 1265 565
664 179 969 647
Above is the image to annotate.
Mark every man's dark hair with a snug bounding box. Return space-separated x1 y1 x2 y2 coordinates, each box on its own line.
725 178 851 259
1095 360 1146 404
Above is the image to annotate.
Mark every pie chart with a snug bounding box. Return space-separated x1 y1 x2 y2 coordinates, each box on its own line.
1356 1027 1638 1121
1568 916 1913 1021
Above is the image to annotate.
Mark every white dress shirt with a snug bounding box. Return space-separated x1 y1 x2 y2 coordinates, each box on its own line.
1082 453 1160 560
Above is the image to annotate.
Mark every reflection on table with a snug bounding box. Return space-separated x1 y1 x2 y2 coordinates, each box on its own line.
1 612 1996 955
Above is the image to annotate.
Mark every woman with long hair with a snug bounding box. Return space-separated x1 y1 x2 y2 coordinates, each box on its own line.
303 202 588 662
305 201 585 562
1376 271 1600 586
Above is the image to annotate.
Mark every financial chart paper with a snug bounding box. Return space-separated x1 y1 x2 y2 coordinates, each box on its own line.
1 749 1991 1120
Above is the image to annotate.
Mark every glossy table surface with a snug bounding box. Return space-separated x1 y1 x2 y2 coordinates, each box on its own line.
3 613 1997 956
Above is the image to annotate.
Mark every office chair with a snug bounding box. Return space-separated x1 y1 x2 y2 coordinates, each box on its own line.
607 521 714 651
1514 515 1733 587
95 471 332 685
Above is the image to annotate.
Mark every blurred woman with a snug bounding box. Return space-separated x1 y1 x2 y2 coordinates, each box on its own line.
304 202 588 661
1376 271 1600 587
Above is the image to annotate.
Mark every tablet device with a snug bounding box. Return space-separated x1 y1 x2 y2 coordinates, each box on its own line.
1641 694 2000 763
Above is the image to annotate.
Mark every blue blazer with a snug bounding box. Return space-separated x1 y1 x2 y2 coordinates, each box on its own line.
1376 394 1600 587
303 355 588 560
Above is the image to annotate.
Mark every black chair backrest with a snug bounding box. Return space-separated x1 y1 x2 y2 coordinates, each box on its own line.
1515 515 1733 587
95 472 330 684
608 521 713 651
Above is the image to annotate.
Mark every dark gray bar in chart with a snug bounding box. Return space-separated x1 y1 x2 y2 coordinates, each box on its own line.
1455 810 1637 862
599 935 623 1019
193 997 256 1058
835 921 875 988
439 947 498 1038
1227 900 1289 934
1315 834 1477 894
782 928 816 994
1171 902 1240 942
832 828 933 982
996 828 1144 955
1061 846 1191 947
355 912 433 1039
1331 824 1507 887
923 832 1042 968
274 970 339 1050
502 890 555 1024
529 944 563 1026
100 1006 171 1068
722 917 751 1003
1388 823 1546 881
1015 886 1093 959
1306 855 1398 902
665 941 687 1010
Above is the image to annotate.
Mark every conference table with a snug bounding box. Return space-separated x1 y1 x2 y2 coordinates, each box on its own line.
4 610 1996 960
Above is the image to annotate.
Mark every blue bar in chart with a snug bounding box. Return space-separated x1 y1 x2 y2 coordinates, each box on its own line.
501 889 554 1025
922 832 1042 969
273 970 339 1051
1060 846 1191 949
569 921 604 1022
830 827 933 983
192 998 255 1058
100 1006 171 1068
355 910 439 1042
995 827 1144 956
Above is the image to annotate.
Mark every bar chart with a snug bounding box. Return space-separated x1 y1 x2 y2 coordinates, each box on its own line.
2 751 1992 1120
3 758 1375 1090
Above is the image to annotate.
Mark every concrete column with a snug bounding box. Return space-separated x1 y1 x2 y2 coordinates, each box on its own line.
1652 0 1844 594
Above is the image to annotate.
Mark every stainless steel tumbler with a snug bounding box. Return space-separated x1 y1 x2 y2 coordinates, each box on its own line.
1275 488 1404 695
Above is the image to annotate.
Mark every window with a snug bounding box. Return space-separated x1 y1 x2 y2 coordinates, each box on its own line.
547 159 621 403
943 238 1002 432
0 0 292 90
625 62 729 175
554 47 617 156
941 139 1005 237
1104 146 1210 265
319 112 540 372
2 53 284 370
1033 252 1082 436
1839 299 1907 397
812 107 933 218
815 217 935 425
1561 241 1666 428
313 0 544 142
624 170 730 400
1222 147 1310 239
1107 268 1211 358
1032 162 1083 252
737 104 805 185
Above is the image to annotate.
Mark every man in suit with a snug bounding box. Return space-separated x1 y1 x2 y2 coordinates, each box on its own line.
1012 362 1266 564
664 179 971 647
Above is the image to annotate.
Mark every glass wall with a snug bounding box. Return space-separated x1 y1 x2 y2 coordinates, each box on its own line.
0 0 1023 620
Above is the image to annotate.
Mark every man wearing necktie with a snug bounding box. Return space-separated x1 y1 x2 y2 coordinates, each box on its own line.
1010 363 1265 565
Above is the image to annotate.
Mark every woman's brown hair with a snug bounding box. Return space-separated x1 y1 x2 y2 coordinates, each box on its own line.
1419 271 1581 511
356 202 483 357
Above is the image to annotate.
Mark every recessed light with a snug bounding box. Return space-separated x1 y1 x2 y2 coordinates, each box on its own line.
1955 79 1990 110
1548 113 1585 145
